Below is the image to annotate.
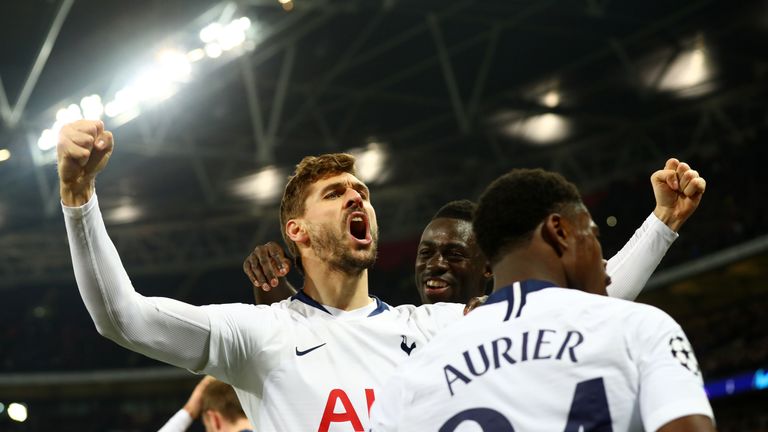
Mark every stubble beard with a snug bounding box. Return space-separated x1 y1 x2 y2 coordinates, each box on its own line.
309 223 378 276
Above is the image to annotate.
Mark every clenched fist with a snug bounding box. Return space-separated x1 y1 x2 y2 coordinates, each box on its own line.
57 120 114 206
651 158 706 232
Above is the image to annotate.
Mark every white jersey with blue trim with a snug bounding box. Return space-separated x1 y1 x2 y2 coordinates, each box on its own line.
200 290 463 431
62 195 679 432
371 280 714 432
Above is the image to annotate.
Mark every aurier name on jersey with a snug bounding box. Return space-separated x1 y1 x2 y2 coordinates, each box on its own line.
371 280 714 432
444 328 584 396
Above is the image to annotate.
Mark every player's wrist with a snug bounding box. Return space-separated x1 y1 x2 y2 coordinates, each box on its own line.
652 206 684 232
60 177 95 207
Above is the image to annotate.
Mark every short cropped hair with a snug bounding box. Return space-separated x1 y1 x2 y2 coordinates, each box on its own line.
280 153 357 273
201 380 247 423
473 168 582 264
431 199 476 222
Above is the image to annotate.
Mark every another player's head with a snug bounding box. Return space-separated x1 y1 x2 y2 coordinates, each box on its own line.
280 153 379 276
473 168 609 295
415 200 492 304
200 379 253 432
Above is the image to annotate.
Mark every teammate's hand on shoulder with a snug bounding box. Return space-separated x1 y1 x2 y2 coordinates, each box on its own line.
651 158 706 232
464 295 488 315
243 241 292 292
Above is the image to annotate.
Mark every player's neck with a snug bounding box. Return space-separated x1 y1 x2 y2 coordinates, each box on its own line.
226 417 253 432
491 249 566 293
302 264 371 310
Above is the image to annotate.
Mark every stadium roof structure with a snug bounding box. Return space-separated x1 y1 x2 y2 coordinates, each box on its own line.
1 0 767 287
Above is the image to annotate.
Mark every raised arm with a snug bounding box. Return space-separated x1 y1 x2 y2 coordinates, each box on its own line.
59 120 212 371
606 158 706 300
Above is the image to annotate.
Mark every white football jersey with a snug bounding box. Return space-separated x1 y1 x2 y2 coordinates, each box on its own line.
200 291 463 431
371 280 714 432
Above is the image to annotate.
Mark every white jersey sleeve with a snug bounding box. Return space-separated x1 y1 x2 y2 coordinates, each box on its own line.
198 303 288 390
369 369 406 432
606 213 678 301
156 409 193 432
62 194 213 371
628 306 714 430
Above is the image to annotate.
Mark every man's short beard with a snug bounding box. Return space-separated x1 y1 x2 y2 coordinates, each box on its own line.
309 223 378 275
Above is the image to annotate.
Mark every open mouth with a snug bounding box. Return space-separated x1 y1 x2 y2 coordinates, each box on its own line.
347 212 371 244
425 278 449 289
423 278 451 296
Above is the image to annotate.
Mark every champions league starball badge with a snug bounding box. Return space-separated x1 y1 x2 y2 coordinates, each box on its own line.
669 335 701 376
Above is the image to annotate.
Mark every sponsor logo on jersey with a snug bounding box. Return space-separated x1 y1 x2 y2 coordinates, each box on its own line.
295 342 327 356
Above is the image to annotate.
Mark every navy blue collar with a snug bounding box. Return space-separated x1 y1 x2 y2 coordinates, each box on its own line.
484 279 558 321
291 289 390 317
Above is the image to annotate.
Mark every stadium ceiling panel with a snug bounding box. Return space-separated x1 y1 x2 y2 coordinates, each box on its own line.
0 0 766 284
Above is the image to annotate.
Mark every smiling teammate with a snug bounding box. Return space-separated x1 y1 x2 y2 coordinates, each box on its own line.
371 169 714 431
58 119 703 431
246 158 703 307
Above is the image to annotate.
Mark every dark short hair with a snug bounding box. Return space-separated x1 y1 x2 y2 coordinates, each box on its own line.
473 168 582 264
201 379 247 423
280 153 357 274
431 199 476 222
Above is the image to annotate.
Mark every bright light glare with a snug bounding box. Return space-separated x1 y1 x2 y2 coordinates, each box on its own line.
106 202 142 224
200 17 250 53
37 129 56 150
541 90 560 108
236 17 251 30
205 43 223 58
56 104 83 123
199 22 222 43
220 21 247 50
657 47 712 91
352 142 388 183
158 50 192 82
502 113 572 145
0 148 10 162
187 48 205 62
80 94 104 120
8 403 28 422
231 166 285 203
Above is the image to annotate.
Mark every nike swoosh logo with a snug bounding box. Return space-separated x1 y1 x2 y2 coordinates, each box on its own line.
295 343 326 356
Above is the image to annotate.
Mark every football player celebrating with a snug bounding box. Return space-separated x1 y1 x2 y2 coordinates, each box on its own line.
58 119 703 431
371 168 713 432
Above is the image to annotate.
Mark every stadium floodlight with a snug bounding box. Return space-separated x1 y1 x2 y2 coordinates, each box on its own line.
187 48 206 62
230 166 286 204
657 46 712 92
492 110 572 145
205 42 224 58
80 94 104 120
352 142 389 184
7 403 27 422
199 22 223 43
541 90 560 108
34 11 255 162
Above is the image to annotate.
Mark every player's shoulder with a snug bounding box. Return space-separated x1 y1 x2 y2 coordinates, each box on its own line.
199 298 298 319
569 290 681 335
393 302 464 319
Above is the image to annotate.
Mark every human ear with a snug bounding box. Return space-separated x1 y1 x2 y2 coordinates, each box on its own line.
542 213 569 257
286 219 308 244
